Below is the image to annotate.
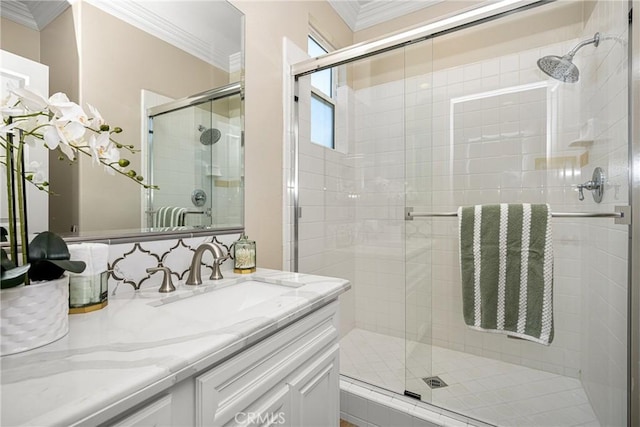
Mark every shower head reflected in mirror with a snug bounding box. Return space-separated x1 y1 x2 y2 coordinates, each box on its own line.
537 32 600 83
197 125 221 145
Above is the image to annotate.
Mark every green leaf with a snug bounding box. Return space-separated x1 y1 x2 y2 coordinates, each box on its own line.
0 249 28 288
1 264 30 289
28 231 85 281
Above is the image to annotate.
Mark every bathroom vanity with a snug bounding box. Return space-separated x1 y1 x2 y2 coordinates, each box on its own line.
0 269 350 426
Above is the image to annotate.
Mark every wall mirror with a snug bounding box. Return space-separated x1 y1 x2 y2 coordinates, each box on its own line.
0 0 244 239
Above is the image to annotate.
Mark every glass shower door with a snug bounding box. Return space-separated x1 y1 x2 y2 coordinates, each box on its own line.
147 91 243 229
403 40 435 404
403 1 630 425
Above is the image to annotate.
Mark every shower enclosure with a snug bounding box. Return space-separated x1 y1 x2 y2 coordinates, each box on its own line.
290 1 636 426
146 83 243 229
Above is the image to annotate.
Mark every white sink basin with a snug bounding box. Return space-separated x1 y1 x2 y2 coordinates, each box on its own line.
151 280 291 322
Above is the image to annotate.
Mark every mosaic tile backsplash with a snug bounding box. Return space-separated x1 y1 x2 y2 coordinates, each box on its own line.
105 232 241 296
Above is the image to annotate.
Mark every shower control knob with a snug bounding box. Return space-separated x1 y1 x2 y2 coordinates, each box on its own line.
577 167 605 203
192 189 207 207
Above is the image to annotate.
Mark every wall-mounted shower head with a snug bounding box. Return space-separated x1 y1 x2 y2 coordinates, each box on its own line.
537 32 600 83
198 125 221 145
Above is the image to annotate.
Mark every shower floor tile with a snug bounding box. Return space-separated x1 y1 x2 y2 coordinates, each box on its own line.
340 328 599 427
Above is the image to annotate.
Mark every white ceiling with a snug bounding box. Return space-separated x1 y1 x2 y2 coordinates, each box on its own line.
328 0 445 31
0 0 243 72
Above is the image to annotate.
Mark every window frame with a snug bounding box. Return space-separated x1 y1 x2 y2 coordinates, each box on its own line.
308 31 337 150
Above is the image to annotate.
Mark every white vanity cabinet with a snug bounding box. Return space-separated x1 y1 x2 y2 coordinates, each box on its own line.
106 301 339 427
196 301 340 426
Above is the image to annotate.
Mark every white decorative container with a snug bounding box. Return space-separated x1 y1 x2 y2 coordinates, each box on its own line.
0 274 70 356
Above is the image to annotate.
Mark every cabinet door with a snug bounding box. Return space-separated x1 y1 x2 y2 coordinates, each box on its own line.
287 344 339 427
228 384 290 427
196 302 339 427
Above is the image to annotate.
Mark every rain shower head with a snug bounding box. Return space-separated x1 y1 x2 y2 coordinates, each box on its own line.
537 55 580 83
537 32 600 83
198 126 221 145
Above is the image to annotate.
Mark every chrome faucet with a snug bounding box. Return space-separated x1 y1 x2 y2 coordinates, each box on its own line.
185 242 229 285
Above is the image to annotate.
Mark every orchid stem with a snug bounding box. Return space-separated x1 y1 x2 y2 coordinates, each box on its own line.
4 119 18 263
16 132 29 270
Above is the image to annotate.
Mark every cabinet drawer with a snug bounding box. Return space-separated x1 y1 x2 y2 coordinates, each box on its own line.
108 395 172 427
196 301 338 427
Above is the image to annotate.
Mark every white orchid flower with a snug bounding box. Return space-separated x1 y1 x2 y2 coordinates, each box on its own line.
1 106 26 120
89 132 119 174
44 118 85 152
58 141 77 161
87 104 106 128
25 161 46 183
0 119 19 136
12 87 48 111
48 93 90 125
1 90 22 114
13 114 48 148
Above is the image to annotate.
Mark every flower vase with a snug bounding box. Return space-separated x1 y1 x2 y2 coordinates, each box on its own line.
0 274 70 356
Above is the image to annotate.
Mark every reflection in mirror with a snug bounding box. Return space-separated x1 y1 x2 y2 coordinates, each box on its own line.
146 84 243 231
0 0 244 238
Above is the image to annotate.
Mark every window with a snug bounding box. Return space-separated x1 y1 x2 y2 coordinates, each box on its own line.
308 34 335 149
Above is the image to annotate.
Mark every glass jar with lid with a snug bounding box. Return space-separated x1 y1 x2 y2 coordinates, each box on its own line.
233 233 256 273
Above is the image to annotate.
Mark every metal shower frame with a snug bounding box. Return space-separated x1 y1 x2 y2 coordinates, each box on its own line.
290 0 638 424
146 82 243 229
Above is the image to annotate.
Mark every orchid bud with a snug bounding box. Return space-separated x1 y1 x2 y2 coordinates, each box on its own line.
118 159 130 167
99 124 110 132
113 127 123 133
136 175 144 181
126 170 136 178
116 144 123 148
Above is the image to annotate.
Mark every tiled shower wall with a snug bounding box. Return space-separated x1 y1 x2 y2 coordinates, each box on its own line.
353 80 407 340
579 1 629 425
295 74 358 336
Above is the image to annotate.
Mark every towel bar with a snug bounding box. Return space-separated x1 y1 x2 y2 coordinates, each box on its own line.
146 209 205 215
405 206 630 225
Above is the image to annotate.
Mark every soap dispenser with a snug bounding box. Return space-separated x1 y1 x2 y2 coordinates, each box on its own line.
233 233 256 274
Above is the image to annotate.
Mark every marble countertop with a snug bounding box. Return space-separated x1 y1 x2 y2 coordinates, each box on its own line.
0 269 350 426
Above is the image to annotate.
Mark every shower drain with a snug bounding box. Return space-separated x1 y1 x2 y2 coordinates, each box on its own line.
422 376 448 389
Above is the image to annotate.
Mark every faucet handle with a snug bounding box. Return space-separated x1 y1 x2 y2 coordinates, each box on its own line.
209 254 230 281
146 266 176 293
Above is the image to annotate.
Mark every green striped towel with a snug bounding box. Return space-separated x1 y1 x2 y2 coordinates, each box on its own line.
458 204 554 345
154 206 187 228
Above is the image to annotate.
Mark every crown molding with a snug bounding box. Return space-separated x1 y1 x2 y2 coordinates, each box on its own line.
1 0 38 30
0 1 69 30
1 1 236 73
327 0 360 31
29 1 70 29
329 0 444 32
356 1 444 31
85 0 231 72
229 52 242 73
